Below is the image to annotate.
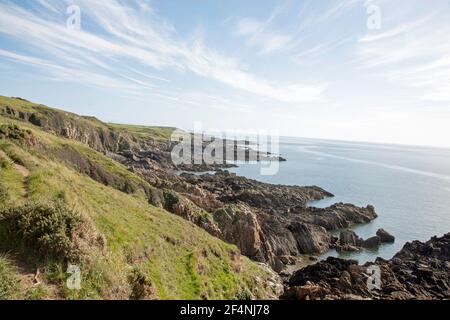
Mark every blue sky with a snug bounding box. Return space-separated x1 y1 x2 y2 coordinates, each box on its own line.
0 0 450 147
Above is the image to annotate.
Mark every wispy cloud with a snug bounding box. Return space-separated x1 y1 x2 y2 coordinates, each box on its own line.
294 37 352 64
357 7 450 102
232 0 360 63
358 13 436 43
234 19 292 55
0 0 325 104
317 0 362 22
232 2 293 55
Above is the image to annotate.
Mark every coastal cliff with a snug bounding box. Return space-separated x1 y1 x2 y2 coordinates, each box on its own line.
0 96 379 273
1 96 447 300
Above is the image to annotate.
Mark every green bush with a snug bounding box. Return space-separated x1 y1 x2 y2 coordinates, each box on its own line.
128 267 154 300
162 189 180 211
0 201 84 262
0 124 32 142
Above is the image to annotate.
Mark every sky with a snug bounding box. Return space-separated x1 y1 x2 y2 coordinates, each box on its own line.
0 0 450 147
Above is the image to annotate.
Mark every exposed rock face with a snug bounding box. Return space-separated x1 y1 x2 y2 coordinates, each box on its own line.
168 171 377 271
288 223 331 254
213 205 264 260
282 233 450 300
377 228 395 243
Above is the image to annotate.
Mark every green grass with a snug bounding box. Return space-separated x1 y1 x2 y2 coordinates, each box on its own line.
0 96 39 113
25 284 49 300
109 123 177 141
0 255 18 300
0 149 26 204
0 112 279 300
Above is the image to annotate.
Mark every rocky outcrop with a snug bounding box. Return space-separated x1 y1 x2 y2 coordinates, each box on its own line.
213 205 265 261
181 170 333 211
300 203 377 230
339 230 363 247
362 236 381 249
336 230 363 252
282 233 450 300
1 105 137 153
288 223 331 254
377 228 395 243
336 229 394 252
170 171 377 271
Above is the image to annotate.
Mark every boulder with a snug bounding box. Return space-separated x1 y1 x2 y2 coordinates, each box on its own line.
362 236 381 249
288 222 331 254
339 229 363 247
376 228 395 243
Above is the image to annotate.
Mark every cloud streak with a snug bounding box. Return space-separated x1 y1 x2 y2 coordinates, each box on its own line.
357 6 450 102
0 0 325 104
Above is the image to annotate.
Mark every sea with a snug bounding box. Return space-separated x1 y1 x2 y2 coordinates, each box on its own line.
227 136 450 263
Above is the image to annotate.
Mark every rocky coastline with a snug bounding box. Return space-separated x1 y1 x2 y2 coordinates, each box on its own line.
282 233 450 300
0 102 396 271
2 99 448 300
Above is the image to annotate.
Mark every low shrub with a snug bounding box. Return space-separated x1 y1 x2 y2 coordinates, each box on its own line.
0 201 103 262
162 189 180 211
0 124 35 146
128 267 154 300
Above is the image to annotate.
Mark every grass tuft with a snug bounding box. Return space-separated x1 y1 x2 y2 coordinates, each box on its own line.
0 255 18 300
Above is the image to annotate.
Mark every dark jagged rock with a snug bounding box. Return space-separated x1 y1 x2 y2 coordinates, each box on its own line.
377 228 395 243
362 236 382 249
339 230 363 247
282 233 450 300
336 230 391 252
301 203 377 230
170 170 377 271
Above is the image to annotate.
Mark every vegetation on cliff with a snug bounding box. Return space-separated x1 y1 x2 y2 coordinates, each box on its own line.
0 96 280 300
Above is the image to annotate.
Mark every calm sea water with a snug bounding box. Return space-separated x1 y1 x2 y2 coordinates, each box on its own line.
228 137 450 263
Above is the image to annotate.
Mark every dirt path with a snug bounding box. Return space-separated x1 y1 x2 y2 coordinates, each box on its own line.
13 163 29 178
13 163 30 198
5 255 60 300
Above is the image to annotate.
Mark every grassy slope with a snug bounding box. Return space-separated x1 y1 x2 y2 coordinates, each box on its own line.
0 106 277 300
109 123 176 141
